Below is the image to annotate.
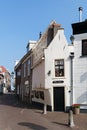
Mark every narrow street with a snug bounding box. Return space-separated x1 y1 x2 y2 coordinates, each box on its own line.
0 93 87 130
0 93 67 130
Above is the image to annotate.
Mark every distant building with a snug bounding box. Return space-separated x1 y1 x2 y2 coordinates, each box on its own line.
0 66 11 93
15 61 21 98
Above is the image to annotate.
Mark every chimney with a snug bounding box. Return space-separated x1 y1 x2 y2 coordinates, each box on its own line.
78 7 83 22
39 32 42 39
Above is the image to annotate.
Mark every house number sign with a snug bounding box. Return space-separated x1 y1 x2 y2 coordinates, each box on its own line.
53 80 64 83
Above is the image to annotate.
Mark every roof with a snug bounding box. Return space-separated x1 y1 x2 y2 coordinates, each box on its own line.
0 66 7 73
72 20 87 35
14 49 32 70
50 20 61 27
15 20 63 70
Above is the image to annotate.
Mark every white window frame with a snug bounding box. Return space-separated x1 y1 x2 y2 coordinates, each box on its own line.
54 59 64 77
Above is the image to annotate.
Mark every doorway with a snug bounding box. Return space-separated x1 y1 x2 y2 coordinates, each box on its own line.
54 87 65 111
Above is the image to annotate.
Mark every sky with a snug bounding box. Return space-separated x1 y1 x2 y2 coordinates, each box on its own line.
0 0 87 73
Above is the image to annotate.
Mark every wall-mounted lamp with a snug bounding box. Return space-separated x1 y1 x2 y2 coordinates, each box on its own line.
70 35 75 44
70 52 74 59
47 70 51 76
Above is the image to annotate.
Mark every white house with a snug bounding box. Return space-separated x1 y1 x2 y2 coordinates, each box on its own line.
32 21 73 111
72 20 87 112
0 66 11 93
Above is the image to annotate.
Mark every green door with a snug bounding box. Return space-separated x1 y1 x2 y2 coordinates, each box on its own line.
54 87 65 111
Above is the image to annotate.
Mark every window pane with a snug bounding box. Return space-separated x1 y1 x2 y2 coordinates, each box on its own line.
60 60 64 65
55 59 64 77
24 63 26 77
82 39 87 56
28 59 30 76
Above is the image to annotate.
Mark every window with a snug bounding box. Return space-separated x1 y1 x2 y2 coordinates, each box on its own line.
25 85 29 95
17 70 21 76
27 59 30 76
82 39 87 56
24 63 26 77
55 59 64 77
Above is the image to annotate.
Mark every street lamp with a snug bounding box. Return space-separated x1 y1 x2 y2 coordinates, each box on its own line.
11 72 14 79
11 72 15 91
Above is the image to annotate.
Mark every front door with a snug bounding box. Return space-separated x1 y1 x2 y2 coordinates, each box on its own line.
54 87 65 111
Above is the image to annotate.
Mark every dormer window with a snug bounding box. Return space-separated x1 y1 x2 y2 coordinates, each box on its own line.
82 39 87 56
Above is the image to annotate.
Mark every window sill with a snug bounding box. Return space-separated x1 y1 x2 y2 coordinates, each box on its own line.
80 55 87 58
52 77 66 79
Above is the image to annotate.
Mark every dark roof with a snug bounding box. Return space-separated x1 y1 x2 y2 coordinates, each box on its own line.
15 49 32 70
72 20 87 35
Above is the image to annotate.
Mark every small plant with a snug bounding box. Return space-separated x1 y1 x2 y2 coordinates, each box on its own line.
72 104 80 108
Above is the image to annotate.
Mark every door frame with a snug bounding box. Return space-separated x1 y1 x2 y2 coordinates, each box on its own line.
53 86 66 111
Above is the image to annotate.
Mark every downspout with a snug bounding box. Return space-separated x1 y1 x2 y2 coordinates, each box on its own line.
70 35 74 106
70 52 74 105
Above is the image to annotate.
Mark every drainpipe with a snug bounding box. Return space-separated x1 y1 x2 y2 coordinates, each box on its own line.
70 52 74 105
70 35 75 106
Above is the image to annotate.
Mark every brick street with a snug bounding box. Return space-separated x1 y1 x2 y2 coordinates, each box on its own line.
0 93 87 130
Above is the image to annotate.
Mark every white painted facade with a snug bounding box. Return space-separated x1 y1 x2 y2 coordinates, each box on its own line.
15 20 87 112
73 33 87 109
44 29 71 111
32 21 73 111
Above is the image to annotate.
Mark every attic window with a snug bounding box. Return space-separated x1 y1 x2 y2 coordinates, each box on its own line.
82 39 87 56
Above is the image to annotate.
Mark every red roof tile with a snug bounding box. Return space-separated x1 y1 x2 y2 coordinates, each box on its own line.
0 66 7 72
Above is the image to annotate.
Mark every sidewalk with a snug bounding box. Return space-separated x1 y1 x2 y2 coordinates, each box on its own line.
8 93 87 130
0 93 87 130
42 111 87 130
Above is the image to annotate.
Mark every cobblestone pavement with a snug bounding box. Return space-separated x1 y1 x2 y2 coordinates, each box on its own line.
0 93 87 130
43 111 87 130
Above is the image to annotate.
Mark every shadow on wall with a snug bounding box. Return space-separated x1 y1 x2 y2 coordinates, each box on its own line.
80 72 87 83
18 122 47 130
77 91 87 104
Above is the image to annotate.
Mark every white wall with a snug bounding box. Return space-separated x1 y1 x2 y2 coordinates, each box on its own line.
32 28 73 109
32 61 45 89
44 29 71 108
73 33 87 107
